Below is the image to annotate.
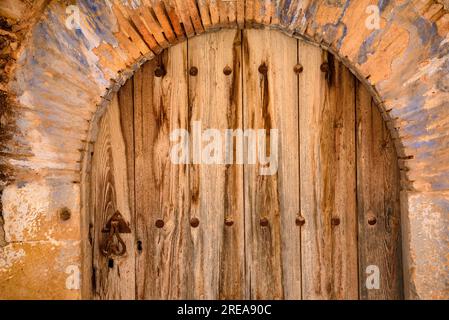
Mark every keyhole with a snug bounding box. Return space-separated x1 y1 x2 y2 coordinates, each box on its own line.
137 240 143 252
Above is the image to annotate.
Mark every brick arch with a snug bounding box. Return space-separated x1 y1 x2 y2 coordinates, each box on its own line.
1 0 448 299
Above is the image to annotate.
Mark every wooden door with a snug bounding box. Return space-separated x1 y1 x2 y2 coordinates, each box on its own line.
88 29 403 300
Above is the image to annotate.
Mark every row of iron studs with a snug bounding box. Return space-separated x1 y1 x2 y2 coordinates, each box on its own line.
149 61 378 228
152 63 316 78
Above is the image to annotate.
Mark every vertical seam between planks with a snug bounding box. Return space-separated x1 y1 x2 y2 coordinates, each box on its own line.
240 28 250 300
89 129 94 298
355 79 361 300
132 73 137 300
90 140 96 299
297 38 303 301
186 36 192 299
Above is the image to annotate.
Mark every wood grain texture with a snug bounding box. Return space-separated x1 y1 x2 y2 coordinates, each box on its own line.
134 45 192 300
90 29 403 300
299 44 358 300
242 29 301 299
188 29 246 299
356 83 404 300
91 92 136 300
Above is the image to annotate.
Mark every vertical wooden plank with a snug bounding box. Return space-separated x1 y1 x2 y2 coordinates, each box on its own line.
329 58 358 300
188 30 246 299
299 43 327 300
242 29 301 299
91 92 136 300
118 79 136 299
134 45 192 299
88 29 405 300
356 83 403 300
299 45 358 299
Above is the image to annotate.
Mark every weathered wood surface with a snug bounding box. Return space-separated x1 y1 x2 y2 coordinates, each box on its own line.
134 45 192 300
188 29 245 299
356 83 403 300
91 93 136 300
299 44 358 300
243 29 301 299
91 29 402 300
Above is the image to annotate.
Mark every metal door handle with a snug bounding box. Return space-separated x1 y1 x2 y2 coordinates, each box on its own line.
101 211 131 258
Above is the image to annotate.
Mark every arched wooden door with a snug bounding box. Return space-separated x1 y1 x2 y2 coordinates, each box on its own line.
88 29 403 300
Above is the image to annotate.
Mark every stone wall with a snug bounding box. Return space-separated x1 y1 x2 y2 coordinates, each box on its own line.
0 0 448 299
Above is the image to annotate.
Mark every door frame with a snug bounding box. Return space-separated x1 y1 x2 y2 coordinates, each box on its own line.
84 28 402 302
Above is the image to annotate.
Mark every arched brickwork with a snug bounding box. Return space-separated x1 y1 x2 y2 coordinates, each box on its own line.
0 0 448 299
